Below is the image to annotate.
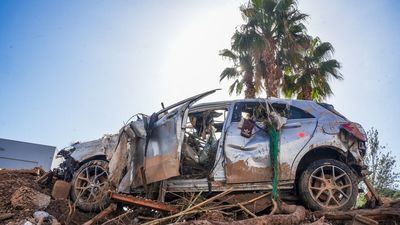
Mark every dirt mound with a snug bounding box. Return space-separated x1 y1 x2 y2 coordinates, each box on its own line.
10 187 51 210
0 170 45 207
46 199 95 225
0 169 97 225
0 169 50 223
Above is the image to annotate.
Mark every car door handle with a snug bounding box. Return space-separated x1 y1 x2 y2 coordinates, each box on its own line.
283 122 301 128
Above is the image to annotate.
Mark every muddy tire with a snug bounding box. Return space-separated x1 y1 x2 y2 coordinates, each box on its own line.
299 159 358 211
71 160 110 212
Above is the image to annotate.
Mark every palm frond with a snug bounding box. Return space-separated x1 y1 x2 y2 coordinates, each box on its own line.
319 59 343 80
282 73 297 98
228 80 239 95
262 0 277 13
288 12 308 23
313 41 334 60
220 67 239 82
251 0 263 8
219 49 238 60
275 0 296 15
236 80 245 95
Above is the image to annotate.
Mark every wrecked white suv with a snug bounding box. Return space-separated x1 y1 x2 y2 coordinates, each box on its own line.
55 90 368 212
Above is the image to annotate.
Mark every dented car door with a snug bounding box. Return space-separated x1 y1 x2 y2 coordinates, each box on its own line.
224 101 271 183
223 100 318 184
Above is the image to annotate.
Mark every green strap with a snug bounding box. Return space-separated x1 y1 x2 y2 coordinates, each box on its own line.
268 126 279 200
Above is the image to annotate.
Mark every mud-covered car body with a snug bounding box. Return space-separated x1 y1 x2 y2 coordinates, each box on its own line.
56 90 367 210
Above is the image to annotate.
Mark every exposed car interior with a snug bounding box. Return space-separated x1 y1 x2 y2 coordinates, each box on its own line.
180 108 228 178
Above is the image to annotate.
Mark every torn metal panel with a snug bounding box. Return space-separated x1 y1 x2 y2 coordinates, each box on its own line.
144 105 188 184
108 130 129 186
69 134 119 163
143 90 218 184
117 121 146 192
156 89 220 115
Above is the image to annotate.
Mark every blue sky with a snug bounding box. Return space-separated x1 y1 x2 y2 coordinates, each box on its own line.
0 0 399 171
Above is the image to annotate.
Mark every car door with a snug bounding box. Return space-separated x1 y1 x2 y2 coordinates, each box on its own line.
223 101 271 183
276 101 318 180
143 89 218 184
223 100 317 184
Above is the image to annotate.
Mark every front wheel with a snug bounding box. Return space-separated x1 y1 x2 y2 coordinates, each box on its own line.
71 160 110 212
299 159 358 211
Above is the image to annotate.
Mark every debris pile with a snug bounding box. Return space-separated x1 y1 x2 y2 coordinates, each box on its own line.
1 168 400 225
11 187 51 210
0 169 93 225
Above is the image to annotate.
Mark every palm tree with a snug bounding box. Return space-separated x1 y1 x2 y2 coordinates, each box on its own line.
219 48 256 98
238 0 309 97
282 37 342 101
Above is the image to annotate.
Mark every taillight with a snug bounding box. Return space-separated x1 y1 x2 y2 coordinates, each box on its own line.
341 122 367 142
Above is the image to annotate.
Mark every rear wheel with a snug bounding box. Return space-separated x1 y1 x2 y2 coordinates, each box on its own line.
71 160 110 212
299 159 358 211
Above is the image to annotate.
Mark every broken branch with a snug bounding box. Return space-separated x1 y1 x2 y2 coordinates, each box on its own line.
142 187 234 225
82 203 117 225
313 207 400 221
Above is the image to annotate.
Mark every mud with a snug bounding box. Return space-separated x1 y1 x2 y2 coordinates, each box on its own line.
145 153 180 184
10 186 50 210
225 160 270 183
0 170 95 225
0 170 47 223
225 160 292 183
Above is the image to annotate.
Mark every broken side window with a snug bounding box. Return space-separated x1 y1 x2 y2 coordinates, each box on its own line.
232 102 270 123
180 108 228 178
271 103 314 120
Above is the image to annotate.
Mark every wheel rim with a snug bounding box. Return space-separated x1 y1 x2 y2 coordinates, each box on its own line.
74 164 109 204
308 165 352 209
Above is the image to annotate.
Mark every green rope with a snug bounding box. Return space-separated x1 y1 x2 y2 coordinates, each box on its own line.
268 126 279 200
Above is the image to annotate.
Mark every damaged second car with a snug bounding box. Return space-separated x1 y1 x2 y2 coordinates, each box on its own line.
54 89 368 212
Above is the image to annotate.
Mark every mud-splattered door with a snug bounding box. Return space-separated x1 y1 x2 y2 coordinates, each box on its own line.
223 101 317 183
223 102 272 183
144 106 188 184
278 103 317 180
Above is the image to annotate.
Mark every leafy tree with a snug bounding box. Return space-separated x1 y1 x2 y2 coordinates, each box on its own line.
364 128 399 193
282 37 342 101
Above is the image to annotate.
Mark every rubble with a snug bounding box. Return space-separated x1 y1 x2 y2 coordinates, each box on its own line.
1 168 400 225
11 187 51 210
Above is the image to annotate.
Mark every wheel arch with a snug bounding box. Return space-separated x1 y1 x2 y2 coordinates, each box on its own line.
76 154 108 168
294 146 346 192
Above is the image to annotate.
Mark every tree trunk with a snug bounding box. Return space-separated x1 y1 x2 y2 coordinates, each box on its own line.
313 207 400 221
297 83 312 100
262 39 281 98
244 70 256 99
